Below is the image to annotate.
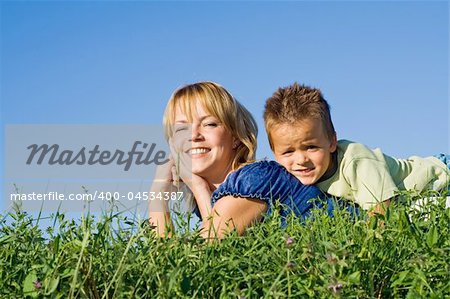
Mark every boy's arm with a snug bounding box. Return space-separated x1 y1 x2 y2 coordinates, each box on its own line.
367 199 391 217
345 158 398 211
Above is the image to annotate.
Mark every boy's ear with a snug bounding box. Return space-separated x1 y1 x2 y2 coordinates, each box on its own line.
329 133 337 153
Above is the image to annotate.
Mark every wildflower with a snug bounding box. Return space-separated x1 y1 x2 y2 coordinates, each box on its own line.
326 253 338 264
33 279 42 289
286 261 296 269
328 283 343 294
285 236 294 247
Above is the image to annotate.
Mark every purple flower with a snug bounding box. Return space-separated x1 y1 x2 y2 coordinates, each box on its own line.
286 236 294 247
33 279 42 289
328 283 343 293
326 253 338 264
286 261 296 269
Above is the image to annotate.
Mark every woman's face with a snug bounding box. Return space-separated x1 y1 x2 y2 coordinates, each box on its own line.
171 101 236 185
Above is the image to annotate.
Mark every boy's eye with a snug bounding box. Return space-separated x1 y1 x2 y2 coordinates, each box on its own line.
307 145 318 150
282 150 294 155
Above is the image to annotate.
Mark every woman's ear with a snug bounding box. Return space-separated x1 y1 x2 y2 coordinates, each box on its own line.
233 139 241 150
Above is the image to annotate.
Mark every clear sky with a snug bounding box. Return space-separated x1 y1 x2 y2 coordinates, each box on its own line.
1 1 449 212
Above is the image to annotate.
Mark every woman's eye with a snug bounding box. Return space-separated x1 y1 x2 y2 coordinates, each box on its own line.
174 125 188 132
204 122 218 127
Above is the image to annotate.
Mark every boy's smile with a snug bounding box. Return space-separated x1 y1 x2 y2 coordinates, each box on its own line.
271 118 337 185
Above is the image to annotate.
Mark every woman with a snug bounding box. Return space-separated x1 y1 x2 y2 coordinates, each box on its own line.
149 82 347 239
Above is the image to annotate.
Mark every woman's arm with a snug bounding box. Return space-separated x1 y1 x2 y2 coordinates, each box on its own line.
172 151 271 239
178 171 268 239
148 162 175 237
200 196 268 239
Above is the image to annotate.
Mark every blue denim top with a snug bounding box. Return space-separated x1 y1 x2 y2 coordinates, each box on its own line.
194 160 357 222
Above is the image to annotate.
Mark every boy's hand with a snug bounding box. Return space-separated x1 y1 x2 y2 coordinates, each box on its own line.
368 199 391 217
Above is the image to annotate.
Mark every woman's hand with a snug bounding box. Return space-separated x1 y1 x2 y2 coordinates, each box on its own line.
169 140 210 191
169 139 213 219
153 158 175 187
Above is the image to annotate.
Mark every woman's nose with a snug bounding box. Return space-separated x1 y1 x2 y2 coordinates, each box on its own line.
190 124 203 141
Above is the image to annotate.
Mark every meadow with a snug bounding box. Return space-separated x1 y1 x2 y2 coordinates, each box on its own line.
1 192 449 298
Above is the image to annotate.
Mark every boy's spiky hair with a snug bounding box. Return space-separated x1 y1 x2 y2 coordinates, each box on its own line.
263 82 336 149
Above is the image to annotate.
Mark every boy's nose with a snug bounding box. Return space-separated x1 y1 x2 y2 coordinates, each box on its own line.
295 152 309 165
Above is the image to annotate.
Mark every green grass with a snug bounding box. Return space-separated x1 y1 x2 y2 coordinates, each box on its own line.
1 193 449 298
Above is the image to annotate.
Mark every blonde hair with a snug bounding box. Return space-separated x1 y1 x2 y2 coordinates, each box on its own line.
163 81 257 170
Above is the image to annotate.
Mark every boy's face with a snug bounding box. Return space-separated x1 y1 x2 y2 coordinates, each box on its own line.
271 118 337 185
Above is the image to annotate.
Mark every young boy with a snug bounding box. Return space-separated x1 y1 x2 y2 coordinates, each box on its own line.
263 82 450 214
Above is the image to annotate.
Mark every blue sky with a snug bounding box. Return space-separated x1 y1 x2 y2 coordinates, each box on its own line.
1 1 449 212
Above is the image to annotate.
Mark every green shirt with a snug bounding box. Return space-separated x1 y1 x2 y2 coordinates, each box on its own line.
317 140 450 210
